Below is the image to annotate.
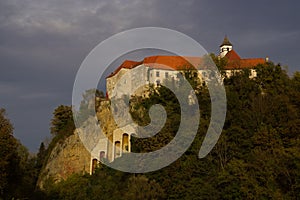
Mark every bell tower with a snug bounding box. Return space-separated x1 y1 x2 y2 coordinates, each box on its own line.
220 36 233 58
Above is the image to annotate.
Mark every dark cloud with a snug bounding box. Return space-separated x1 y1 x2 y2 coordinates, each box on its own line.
0 0 299 151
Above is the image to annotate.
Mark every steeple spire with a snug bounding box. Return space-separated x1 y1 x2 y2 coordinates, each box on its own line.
220 35 232 47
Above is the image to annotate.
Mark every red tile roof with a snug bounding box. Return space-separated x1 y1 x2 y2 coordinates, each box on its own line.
106 56 202 78
224 50 266 70
106 60 142 78
107 52 266 78
225 50 241 60
143 56 201 70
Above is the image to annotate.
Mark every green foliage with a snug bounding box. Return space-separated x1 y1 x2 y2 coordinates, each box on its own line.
0 109 45 199
43 166 165 200
0 109 20 198
36 142 47 169
128 63 300 199
50 105 75 137
130 85 181 153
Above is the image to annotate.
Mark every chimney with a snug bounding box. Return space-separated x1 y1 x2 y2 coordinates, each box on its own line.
265 56 269 62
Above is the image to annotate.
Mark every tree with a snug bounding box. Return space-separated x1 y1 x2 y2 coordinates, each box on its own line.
0 108 20 198
125 175 165 200
36 142 47 169
210 53 228 78
50 105 75 137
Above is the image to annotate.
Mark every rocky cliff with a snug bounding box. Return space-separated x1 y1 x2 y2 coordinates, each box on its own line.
37 100 117 188
37 132 91 189
37 99 140 189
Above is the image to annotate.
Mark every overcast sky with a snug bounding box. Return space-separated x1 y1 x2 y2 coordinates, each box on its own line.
1 0 299 152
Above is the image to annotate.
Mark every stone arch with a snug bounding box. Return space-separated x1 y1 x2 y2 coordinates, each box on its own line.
92 158 98 173
100 151 105 159
114 141 121 158
122 133 129 152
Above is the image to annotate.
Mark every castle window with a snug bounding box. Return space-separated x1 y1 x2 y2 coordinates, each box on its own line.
156 71 160 77
100 151 105 159
156 79 161 86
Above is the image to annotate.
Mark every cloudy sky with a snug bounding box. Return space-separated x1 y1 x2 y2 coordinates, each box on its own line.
1 0 299 152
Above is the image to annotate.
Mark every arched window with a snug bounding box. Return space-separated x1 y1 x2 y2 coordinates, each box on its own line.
92 158 98 173
122 133 129 152
115 141 121 158
100 151 105 159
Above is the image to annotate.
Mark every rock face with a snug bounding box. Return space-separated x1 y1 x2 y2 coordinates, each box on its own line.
37 132 91 189
37 101 117 188
37 100 138 189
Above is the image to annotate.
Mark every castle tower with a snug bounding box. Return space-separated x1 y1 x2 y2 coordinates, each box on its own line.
220 36 233 58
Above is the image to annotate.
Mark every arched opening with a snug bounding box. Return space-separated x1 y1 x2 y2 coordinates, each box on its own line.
114 141 121 158
100 151 105 160
122 133 129 152
92 158 98 173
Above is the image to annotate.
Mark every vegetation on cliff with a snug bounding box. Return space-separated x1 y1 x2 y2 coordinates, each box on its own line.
43 62 300 199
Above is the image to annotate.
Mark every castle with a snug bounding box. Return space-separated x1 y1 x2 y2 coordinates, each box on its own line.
106 36 267 99
89 36 268 173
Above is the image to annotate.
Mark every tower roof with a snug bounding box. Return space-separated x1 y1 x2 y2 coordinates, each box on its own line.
220 36 233 47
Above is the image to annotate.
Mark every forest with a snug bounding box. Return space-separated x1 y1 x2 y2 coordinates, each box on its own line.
0 61 299 199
